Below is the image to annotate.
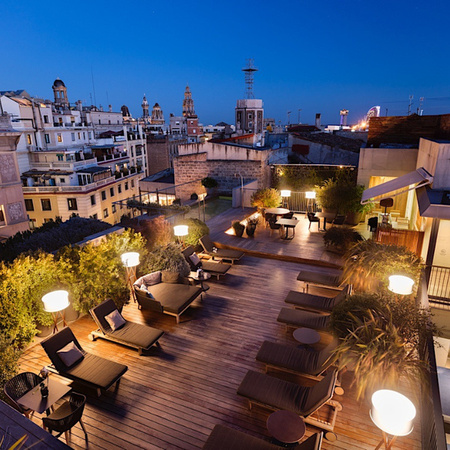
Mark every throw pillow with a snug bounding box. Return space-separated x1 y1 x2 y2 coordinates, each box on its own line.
105 310 126 331
57 341 84 367
162 271 180 284
140 284 148 292
142 271 161 286
189 252 201 268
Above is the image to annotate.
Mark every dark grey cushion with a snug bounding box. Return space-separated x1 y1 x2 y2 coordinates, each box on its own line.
148 283 201 314
142 271 162 286
201 261 230 275
161 271 180 284
108 322 164 349
285 285 350 312
56 341 84 368
277 308 330 330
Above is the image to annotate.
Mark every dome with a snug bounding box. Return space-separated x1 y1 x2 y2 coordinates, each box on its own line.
153 103 160 108
52 78 66 88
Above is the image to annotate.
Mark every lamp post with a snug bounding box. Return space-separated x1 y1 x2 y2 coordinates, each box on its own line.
280 190 291 210
305 191 316 213
42 290 70 333
121 252 140 302
388 275 414 296
174 225 189 247
370 389 416 449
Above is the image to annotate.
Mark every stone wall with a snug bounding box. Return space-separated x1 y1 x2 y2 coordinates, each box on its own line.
146 136 170 175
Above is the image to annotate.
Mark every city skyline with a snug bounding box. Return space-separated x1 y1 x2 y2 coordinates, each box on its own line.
2 0 449 125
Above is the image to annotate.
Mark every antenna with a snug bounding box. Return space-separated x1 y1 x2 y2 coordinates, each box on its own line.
242 58 258 99
91 66 97 107
408 95 413 115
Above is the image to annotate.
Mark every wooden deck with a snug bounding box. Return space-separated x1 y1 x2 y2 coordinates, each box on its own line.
19 255 421 449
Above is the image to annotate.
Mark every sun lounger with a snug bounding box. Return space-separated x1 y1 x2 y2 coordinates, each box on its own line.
203 424 323 450
89 299 164 355
237 369 341 433
284 285 351 313
41 327 128 396
296 270 343 292
182 246 230 280
277 307 330 331
199 235 244 264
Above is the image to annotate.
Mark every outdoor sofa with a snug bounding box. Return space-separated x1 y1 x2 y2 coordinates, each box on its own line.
41 327 128 397
284 284 351 313
277 307 331 331
89 299 164 355
203 424 323 450
182 245 230 280
199 235 244 264
237 369 341 434
134 270 202 323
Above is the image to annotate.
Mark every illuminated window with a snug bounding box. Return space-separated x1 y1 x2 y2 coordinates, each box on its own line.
67 198 78 210
41 199 51 211
27 134 32 145
103 208 109 218
57 133 62 143
25 199 34 211
29 218 36 229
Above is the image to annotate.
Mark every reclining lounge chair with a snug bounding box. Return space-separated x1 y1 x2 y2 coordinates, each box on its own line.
199 235 244 264
284 285 351 314
203 424 323 450
89 299 164 355
237 369 341 434
277 307 331 331
182 246 230 280
41 327 128 396
296 269 343 293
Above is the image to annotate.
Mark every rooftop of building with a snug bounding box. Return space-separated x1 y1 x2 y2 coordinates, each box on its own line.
22 169 73 177
292 131 364 152
141 168 175 184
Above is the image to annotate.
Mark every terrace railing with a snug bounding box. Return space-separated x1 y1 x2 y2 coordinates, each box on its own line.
428 265 450 307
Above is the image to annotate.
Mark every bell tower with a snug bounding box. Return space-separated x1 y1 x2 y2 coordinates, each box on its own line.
182 85 195 117
52 78 69 108
142 95 149 119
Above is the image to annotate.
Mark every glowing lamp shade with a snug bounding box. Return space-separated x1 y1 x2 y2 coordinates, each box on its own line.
121 252 140 268
370 390 416 436
42 290 70 313
174 225 189 237
305 191 316 199
280 190 291 197
388 275 414 295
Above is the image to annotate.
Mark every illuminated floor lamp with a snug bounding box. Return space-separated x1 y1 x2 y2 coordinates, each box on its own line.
174 225 189 248
305 191 316 213
388 275 414 297
42 290 70 334
370 389 416 449
280 190 291 210
121 252 140 302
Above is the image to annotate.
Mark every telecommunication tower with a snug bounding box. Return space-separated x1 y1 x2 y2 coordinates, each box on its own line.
242 59 258 99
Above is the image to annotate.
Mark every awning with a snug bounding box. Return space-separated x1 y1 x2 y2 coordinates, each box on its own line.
361 167 433 204
416 187 450 220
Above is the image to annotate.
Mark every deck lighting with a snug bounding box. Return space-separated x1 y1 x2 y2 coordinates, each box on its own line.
280 190 291 198
388 275 414 296
121 252 140 302
305 191 316 199
42 290 70 333
174 225 189 237
370 389 416 449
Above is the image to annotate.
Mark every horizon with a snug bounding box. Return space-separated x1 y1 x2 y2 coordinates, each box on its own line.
2 0 449 126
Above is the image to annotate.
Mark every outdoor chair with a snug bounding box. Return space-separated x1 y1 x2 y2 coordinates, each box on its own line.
283 211 295 219
203 424 323 450
368 216 378 232
331 215 346 226
277 307 331 331
199 235 244 264
307 212 320 231
4 372 44 418
41 327 128 397
182 245 230 280
268 217 283 237
42 392 88 445
284 284 351 313
237 369 341 434
89 299 164 355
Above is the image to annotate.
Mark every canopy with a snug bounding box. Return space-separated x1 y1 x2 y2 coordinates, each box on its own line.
361 167 433 204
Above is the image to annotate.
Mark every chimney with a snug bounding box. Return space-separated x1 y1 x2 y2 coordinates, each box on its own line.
108 104 112 112
315 113 321 129
76 100 83 112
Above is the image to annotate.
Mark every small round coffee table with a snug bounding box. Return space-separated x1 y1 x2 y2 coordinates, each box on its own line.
266 410 306 444
293 327 321 346
189 271 211 292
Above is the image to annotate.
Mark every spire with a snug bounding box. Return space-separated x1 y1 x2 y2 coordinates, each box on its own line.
182 85 196 117
142 94 149 118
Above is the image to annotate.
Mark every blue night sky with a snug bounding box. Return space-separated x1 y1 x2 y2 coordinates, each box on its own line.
2 0 449 126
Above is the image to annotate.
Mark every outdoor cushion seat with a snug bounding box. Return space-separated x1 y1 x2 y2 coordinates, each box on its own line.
284 285 351 313
256 339 338 377
41 327 128 396
297 269 343 291
277 308 330 331
89 299 164 355
203 424 323 450
199 235 244 263
182 245 230 280
237 369 341 433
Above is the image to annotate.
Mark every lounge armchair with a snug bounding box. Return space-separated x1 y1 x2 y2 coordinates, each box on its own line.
203 424 323 450
277 307 330 331
307 212 320 231
182 246 230 280
134 271 202 323
237 369 341 433
199 235 244 264
268 217 283 237
89 299 164 355
284 284 351 313
297 269 343 292
4 372 44 418
41 327 128 397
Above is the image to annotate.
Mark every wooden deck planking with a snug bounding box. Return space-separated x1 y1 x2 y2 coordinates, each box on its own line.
19 255 421 449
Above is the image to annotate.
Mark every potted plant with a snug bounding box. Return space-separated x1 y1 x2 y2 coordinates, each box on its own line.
232 221 245 237
346 185 374 225
245 217 259 237
250 188 282 210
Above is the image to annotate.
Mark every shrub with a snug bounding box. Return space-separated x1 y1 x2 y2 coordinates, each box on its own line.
140 243 190 277
251 188 282 209
0 333 22 401
201 177 218 188
185 218 209 247
140 216 174 250
323 227 363 253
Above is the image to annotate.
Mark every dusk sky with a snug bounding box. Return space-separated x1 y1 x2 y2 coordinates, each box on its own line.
2 0 449 126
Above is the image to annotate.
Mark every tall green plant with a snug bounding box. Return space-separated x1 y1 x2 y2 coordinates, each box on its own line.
184 218 209 247
251 188 281 209
140 243 190 277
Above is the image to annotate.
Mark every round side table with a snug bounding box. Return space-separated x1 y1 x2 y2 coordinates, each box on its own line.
266 410 306 444
293 327 321 346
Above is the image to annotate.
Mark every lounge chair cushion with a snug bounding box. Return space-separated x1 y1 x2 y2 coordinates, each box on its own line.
285 284 351 312
107 321 164 349
105 310 126 331
189 253 201 267
142 271 161 286
199 235 244 260
200 261 230 275
277 308 330 330
148 282 201 314
297 270 342 287
57 341 84 368
203 424 281 450
161 271 180 284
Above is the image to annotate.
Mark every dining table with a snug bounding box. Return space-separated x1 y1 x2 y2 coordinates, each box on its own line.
265 207 290 216
276 218 298 240
315 211 336 231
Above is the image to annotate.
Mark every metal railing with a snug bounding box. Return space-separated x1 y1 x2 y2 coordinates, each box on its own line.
428 265 450 307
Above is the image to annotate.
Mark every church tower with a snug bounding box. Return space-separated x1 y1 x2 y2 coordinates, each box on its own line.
151 103 165 124
182 86 200 142
182 85 196 117
52 78 69 108
142 95 149 119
